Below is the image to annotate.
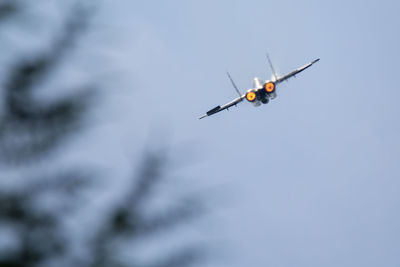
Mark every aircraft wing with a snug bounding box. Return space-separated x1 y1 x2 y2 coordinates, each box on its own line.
199 95 245 119
275 58 319 84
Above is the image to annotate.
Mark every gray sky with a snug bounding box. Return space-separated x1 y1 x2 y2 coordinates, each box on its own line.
87 1 400 266
9 0 400 266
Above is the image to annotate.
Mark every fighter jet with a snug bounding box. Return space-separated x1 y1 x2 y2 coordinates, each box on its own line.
199 56 319 119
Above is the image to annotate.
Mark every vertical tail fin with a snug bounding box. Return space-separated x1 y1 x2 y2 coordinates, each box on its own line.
226 72 242 97
266 54 278 81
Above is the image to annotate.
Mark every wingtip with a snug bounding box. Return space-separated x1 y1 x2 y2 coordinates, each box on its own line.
199 114 207 120
312 58 320 64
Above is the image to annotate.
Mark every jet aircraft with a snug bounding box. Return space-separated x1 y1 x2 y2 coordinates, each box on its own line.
199 56 319 119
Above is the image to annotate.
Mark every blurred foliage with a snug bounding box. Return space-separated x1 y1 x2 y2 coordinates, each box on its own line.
0 2 202 267
0 1 18 22
89 151 203 267
0 1 93 155
0 2 93 164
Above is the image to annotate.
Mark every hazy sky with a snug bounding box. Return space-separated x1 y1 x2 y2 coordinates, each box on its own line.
10 1 400 266
87 1 400 266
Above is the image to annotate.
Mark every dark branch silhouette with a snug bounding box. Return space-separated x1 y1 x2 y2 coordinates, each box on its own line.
0 4 94 164
0 1 18 22
89 150 203 267
0 2 204 267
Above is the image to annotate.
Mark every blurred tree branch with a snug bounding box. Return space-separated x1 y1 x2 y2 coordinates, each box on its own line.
0 1 18 22
90 150 203 267
0 2 204 267
0 4 94 164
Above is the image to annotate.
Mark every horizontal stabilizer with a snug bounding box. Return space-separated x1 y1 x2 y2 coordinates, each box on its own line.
207 106 221 115
199 95 245 119
275 58 320 84
312 58 320 64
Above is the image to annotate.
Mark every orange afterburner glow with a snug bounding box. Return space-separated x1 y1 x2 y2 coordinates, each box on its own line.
265 82 275 93
246 91 256 102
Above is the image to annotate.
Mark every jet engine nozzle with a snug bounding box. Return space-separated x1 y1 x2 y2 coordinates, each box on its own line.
264 81 277 99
